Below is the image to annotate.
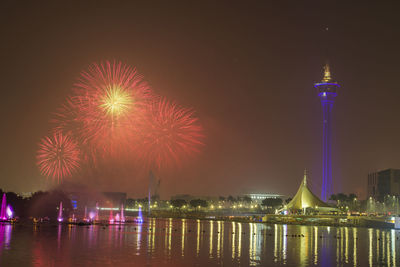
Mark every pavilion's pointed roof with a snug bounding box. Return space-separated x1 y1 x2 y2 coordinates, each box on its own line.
285 170 331 210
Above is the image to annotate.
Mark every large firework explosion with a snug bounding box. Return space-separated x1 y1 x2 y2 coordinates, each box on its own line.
72 61 152 155
135 97 204 170
37 132 80 182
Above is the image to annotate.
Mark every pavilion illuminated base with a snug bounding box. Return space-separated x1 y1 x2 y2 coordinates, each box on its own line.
279 170 338 215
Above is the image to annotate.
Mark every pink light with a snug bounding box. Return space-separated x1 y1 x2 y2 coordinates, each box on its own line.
89 211 95 220
109 209 114 224
6 205 13 219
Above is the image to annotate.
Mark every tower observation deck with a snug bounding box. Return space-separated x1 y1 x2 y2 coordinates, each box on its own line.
314 63 340 201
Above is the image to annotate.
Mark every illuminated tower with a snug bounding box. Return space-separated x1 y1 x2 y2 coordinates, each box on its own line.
314 63 340 201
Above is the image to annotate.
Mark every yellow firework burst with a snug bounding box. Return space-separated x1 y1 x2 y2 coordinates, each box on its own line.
99 85 134 117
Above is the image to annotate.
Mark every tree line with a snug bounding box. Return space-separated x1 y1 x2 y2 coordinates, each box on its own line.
0 189 72 220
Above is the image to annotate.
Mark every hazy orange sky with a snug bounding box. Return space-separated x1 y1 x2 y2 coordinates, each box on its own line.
1 2 400 199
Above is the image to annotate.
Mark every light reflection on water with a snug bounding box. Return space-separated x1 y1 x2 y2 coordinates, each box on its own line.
0 219 399 266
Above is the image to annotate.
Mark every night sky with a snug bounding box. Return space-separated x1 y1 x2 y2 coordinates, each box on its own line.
1 2 400 199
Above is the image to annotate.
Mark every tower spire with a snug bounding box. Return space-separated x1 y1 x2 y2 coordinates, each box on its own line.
303 169 307 186
322 62 331 82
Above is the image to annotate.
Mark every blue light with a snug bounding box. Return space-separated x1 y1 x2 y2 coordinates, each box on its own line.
318 92 337 98
316 79 339 201
71 200 78 209
314 82 340 88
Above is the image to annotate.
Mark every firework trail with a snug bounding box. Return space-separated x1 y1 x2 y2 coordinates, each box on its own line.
136 97 204 170
37 132 80 182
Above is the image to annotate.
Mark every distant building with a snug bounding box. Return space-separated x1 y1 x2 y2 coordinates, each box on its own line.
68 191 127 210
245 193 284 203
367 169 400 201
367 172 379 199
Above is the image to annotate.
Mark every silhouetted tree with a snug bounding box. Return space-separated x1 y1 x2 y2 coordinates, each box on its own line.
171 199 187 208
29 190 72 220
125 198 136 208
336 193 347 203
243 196 252 203
5 192 28 218
227 195 235 202
262 198 283 208
348 194 357 200
189 199 208 208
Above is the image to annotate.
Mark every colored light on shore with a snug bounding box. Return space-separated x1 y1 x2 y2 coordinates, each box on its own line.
137 206 143 223
89 212 95 220
6 205 13 218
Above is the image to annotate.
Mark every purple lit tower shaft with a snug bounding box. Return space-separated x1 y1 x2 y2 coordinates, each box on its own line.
321 97 333 201
315 63 339 201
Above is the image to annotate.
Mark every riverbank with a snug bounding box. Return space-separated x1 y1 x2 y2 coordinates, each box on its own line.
147 210 397 229
262 214 395 229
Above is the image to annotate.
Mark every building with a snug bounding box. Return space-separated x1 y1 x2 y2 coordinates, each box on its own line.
314 63 340 201
68 191 127 210
245 193 284 204
367 169 400 201
281 170 337 213
367 171 379 199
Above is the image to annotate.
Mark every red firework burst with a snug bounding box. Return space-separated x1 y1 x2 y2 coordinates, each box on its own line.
73 61 153 155
136 97 204 169
37 132 80 182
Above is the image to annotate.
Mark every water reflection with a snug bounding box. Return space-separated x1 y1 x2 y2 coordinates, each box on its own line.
231 222 235 260
181 218 186 256
238 222 242 258
0 220 399 266
147 217 155 254
353 228 357 267
196 219 200 257
217 220 224 259
209 220 213 258
391 230 396 267
249 222 261 265
0 224 12 255
137 223 142 254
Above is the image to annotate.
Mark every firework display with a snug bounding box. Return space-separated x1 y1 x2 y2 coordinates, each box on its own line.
37 132 80 182
74 61 152 154
37 61 204 182
136 97 204 169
